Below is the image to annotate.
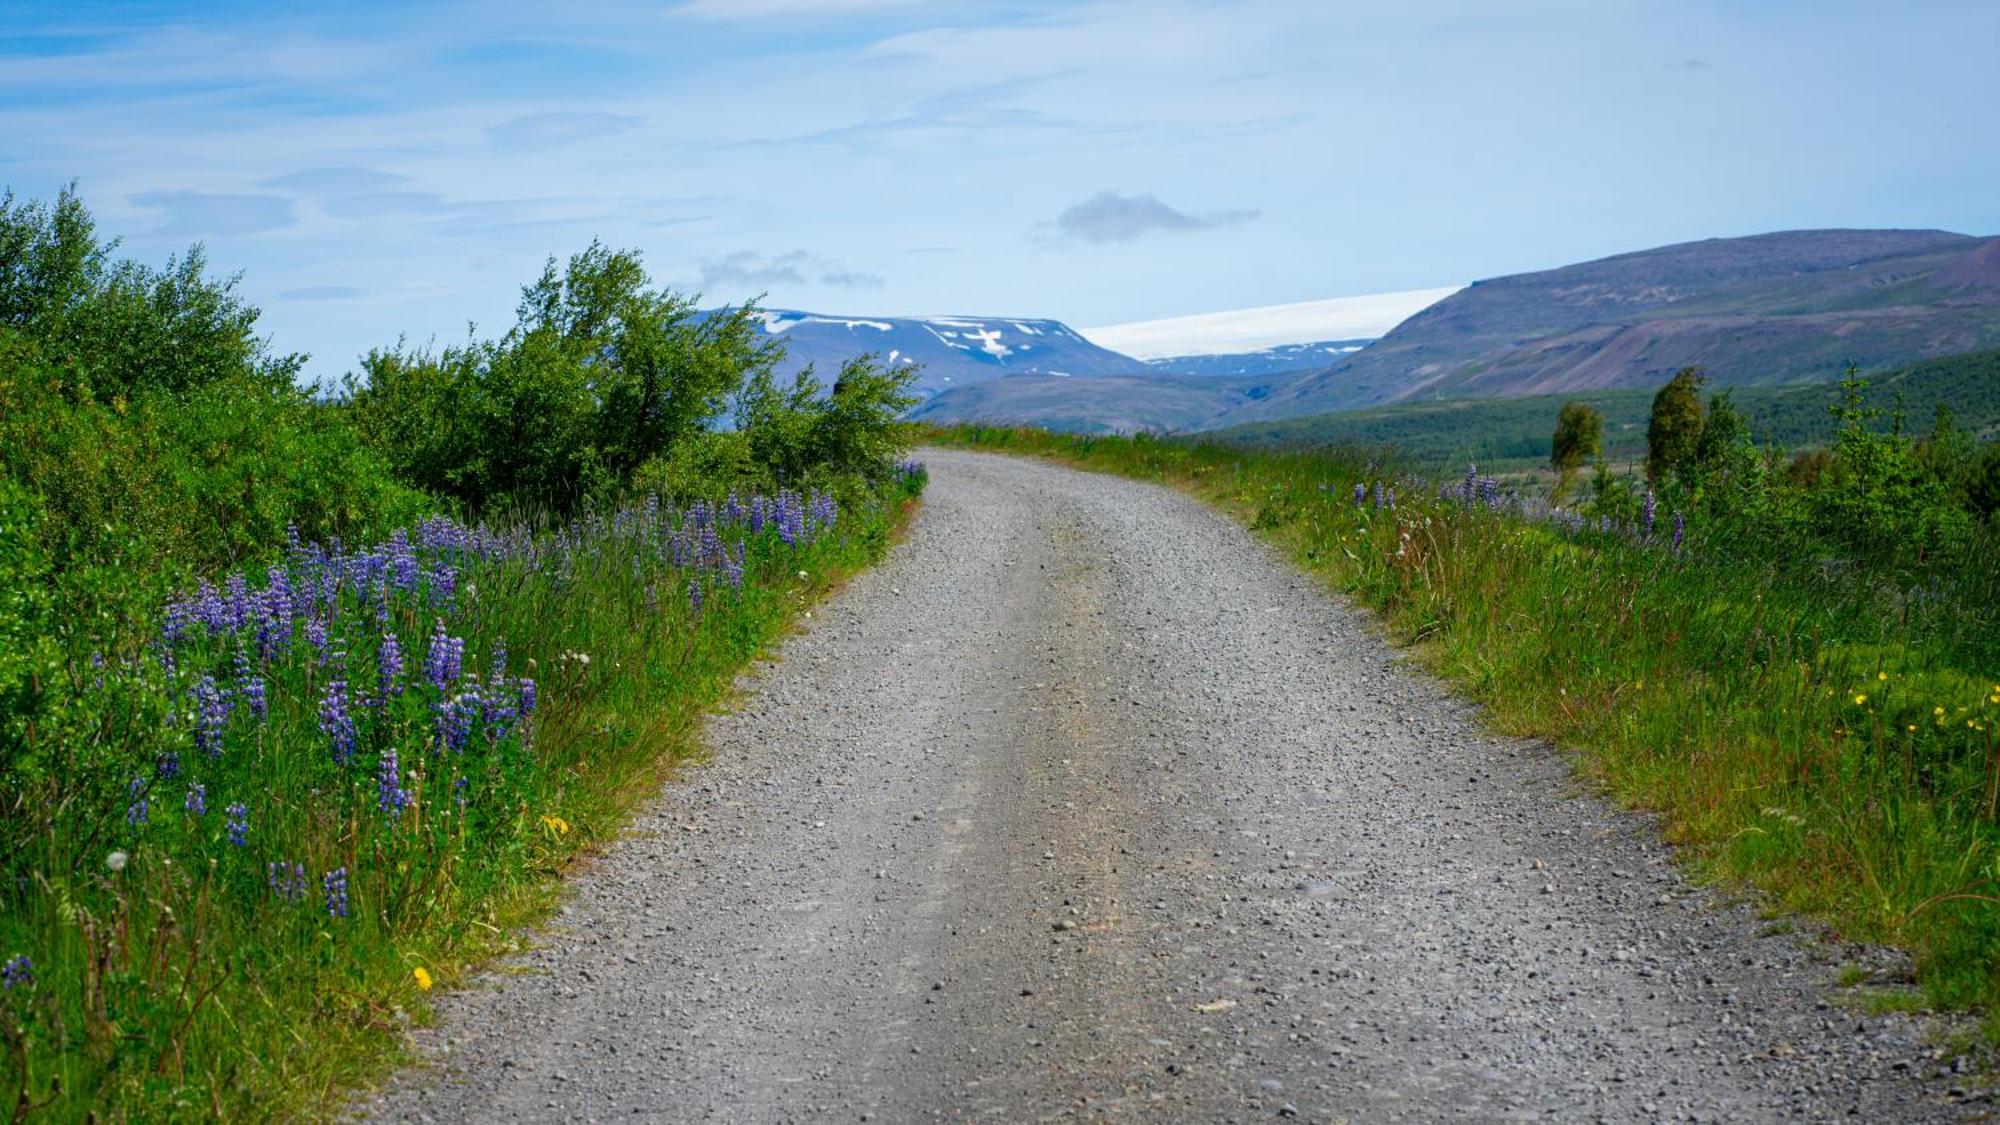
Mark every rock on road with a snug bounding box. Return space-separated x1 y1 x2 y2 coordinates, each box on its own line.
369 449 1968 1123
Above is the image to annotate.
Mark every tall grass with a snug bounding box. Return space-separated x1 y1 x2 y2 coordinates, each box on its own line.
0 469 926 1120
932 424 2000 1032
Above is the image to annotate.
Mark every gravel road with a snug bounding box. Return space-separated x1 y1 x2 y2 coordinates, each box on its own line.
367 448 1976 1123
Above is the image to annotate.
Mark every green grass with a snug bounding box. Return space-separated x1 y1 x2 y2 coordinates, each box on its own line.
0 474 925 1120
928 423 2000 1038
1202 348 2000 472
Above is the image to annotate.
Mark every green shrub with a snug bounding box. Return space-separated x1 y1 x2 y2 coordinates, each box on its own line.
348 242 787 512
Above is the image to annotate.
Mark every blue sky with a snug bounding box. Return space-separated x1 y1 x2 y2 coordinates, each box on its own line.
4 0 1997 381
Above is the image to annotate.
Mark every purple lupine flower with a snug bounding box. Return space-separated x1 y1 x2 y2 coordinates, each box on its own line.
424 621 463 692
305 616 329 659
125 778 149 827
1672 510 1685 552
378 744 410 813
156 750 181 780
376 631 404 709
689 579 704 617
1481 477 1499 508
1641 489 1657 540
192 675 229 757
388 529 419 592
1372 481 1385 510
268 862 307 903
1 955 32 991
1462 464 1479 503
1353 482 1366 508
234 650 267 723
226 802 249 846
428 557 457 606
435 689 481 753
185 783 207 817
517 677 537 717
723 543 745 591
323 867 349 918
319 679 356 766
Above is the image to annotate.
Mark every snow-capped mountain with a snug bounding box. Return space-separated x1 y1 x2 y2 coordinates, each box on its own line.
748 310 1147 397
1140 339 1376 378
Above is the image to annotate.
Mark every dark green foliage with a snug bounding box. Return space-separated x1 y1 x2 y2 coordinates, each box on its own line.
1550 400 1602 500
732 355 922 485
347 242 907 513
1646 367 1707 489
0 185 301 398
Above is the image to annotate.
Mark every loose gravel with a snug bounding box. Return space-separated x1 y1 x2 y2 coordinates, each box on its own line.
365 448 1979 1122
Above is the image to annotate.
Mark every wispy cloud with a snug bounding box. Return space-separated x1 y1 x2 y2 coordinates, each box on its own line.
129 190 294 237
280 285 366 301
698 250 881 291
1040 191 1258 245
486 111 642 150
676 0 928 19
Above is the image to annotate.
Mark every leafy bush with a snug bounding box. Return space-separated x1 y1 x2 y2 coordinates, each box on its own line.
0 185 301 398
347 242 835 512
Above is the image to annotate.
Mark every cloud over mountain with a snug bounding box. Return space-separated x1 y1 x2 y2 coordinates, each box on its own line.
1043 191 1258 245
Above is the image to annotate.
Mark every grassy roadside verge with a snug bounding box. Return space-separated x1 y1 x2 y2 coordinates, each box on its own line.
927 424 2000 1038
0 473 926 1120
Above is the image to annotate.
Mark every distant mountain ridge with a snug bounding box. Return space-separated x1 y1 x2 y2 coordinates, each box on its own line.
745 310 1147 398
1234 228 2000 422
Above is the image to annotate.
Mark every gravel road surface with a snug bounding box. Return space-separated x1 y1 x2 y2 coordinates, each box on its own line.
367 449 1975 1123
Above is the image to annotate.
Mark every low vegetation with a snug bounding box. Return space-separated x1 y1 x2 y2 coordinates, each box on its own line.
1203 348 2000 472
0 187 924 1119
933 386 2000 1037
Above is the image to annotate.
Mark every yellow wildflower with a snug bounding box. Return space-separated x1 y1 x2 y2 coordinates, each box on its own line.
1853 693 1868 706
1936 706 1947 717
413 967 434 991
541 814 571 835
1877 671 1889 681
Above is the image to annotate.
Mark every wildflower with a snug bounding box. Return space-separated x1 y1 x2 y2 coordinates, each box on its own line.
268 861 307 902
192 675 229 757
225 803 249 846
156 750 181 780
413 967 434 991
1853 693 1868 706
378 744 410 813
185 783 207 817
1352 482 1366 508
126 778 149 827
689 580 704 616
1 955 31 991
106 850 129 872
319 679 357 766
541 814 571 835
517 677 537 717
1672 511 1685 552
377 631 405 709
323 867 349 918
1877 671 1889 682
424 620 463 692
1641 489 1657 539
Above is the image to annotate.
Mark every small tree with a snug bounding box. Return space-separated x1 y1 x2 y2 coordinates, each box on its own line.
1550 400 1603 503
1646 367 1707 491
